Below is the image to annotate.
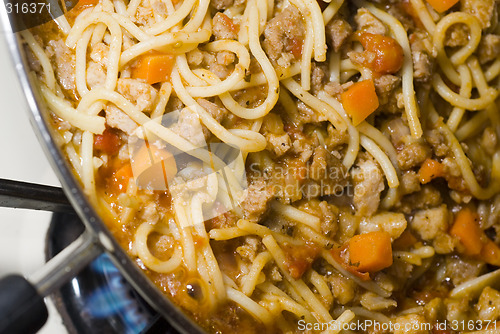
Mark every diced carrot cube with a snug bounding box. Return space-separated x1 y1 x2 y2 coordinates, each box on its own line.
348 231 393 272
341 79 379 126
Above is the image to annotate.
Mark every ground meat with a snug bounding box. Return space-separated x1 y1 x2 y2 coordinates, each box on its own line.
325 271 356 304
240 178 275 221
269 266 282 281
232 85 267 109
212 13 238 40
478 34 500 64
355 8 387 35
89 42 109 67
288 127 315 162
196 98 228 139
311 62 328 93
400 170 421 195
433 233 455 254
151 0 166 16
262 6 305 64
46 39 76 97
412 50 433 82
425 128 449 157
198 99 228 124
398 185 443 214
352 153 385 217
324 123 349 149
374 74 400 105
360 292 397 311
359 212 407 239
476 287 500 320
201 51 231 79
481 126 498 156
309 146 347 196
134 5 154 26
266 133 291 157
117 78 157 112
441 157 469 192
149 234 175 259
324 81 344 97
397 141 432 170
140 202 160 223
171 108 208 146
385 117 410 147
261 113 291 157
296 101 327 124
210 0 233 10
411 204 449 241
206 211 238 230
235 236 261 262
318 201 339 238
325 18 352 52
186 48 203 66
216 51 236 66
348 50 376 69
105 105 138 135
444 256 485 286
86 61 106 89
461 0 496 29
386 118 432 170
409 31 434 82
444 24 469 47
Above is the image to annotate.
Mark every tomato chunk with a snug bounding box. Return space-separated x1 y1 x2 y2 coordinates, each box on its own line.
283 243 320 279
94 128 122 155
359 32 404 74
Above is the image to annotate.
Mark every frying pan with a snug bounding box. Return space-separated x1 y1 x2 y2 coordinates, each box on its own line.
0 4 205 334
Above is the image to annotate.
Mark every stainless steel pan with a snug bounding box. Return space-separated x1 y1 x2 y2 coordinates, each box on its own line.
0 4 205 334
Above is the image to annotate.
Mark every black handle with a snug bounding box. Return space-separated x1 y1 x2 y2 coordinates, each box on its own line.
0 178 73 212
0 275 48 334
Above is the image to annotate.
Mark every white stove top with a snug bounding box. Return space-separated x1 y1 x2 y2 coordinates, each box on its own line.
0 31 67 333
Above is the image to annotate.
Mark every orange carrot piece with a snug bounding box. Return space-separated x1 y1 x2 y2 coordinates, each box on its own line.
426 0 459 13
113 163 133 191
131 144 177 189
480 240 500 266
450 207 483 256
131 52 175 85
358 33 404 74
393 230 418 250
418 158 444 184
331 245 371 281
348 231 393 272
74 0 98 9
341 79 379 126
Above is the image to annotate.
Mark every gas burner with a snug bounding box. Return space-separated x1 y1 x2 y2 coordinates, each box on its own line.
46 212 178 334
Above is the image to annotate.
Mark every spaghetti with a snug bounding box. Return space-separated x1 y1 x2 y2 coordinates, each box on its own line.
26 0 500 332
